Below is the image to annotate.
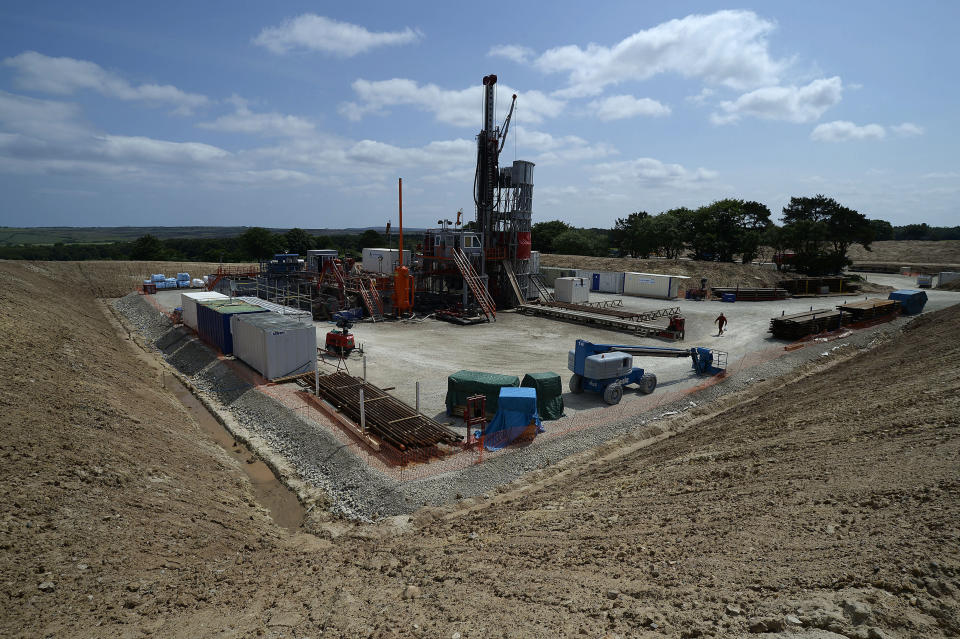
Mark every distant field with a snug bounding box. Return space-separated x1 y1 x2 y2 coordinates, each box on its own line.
0 226 425 246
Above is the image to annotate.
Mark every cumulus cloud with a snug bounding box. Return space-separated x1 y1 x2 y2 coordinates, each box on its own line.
513 126 617 164
3 51 209 115
591 157 718 188
534 10 785 97
810 120 886 142
488 45 535 64
199 99 315 137
254 14 421 56
588 94 670 121
711 76 842 124
891 122 924 137
340 78 564 126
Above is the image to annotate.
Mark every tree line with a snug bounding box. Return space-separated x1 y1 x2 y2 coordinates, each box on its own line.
532 195 957 275
0 227 398 263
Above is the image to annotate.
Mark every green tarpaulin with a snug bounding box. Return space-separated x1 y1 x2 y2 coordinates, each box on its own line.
446 370 520 416
521 372 565 420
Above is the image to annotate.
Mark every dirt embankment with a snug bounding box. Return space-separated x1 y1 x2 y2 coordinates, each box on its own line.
849 240 960 269
2 259 959 638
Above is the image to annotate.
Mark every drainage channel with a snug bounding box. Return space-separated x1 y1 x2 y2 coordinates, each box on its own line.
162 372 304 532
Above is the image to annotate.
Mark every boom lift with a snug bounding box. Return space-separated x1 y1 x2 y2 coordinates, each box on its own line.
567 340 726 405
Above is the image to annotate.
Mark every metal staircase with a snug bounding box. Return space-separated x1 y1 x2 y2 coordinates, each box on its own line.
369 279 384 318
452 248 496 321
358 284 381 322
529 273 555 303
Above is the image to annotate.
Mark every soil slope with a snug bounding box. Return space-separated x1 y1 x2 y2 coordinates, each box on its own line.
2 259 958 638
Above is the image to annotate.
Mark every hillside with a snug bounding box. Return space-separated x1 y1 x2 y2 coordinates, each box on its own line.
1 260 957 638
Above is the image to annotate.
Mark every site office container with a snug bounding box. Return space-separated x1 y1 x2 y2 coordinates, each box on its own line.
937 272 959 286
180 292 229 331
555 277 589 303
236 296 312 320
361 248 411 274
196 300 269 355
623 272 689 299
539 266 579 286
575 270 625 294
230 313 317 380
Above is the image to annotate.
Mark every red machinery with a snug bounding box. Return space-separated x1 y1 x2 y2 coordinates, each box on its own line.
325 318 355 356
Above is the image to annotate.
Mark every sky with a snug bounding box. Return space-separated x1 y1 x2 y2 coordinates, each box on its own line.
0 1 957 230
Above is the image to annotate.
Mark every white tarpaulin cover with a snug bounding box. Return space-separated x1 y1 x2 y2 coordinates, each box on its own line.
230 312 317 380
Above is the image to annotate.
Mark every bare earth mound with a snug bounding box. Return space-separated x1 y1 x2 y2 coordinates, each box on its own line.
540 253 794 289
849 240 960 270
2 259 958 638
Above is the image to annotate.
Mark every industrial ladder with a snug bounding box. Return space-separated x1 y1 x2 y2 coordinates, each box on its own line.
368 279 384 317
358 284 380 322
500 261 526 307
452 248 496 321
529 273 556 303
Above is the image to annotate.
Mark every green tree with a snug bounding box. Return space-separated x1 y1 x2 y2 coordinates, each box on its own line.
240 227 280 260
781 195 872 274
869 219 894 241
531 220 571 253
130 234 165 260
284 228 313 255
553 229 599 256
357 229 383 249
611 212 658 258
654 209 689 259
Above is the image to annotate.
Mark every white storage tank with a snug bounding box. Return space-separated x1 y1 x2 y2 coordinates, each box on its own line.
362 248 411 273
529 251 541 276
623 272 689 299
181 291 229 330
230 313 317 380
555 277 590 304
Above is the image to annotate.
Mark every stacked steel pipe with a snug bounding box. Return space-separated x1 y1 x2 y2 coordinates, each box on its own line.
315 372 461 451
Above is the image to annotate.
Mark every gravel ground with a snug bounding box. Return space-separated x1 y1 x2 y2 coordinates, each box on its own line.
113 292 914 521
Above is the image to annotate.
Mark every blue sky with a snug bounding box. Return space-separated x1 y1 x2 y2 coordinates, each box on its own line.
0 1 957 230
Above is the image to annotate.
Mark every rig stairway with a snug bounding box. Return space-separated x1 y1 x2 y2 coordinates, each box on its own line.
528 273 555 303
452 248 496 322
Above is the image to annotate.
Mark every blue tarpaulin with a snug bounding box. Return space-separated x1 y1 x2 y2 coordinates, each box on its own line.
888 289 928 315
483 387 544 451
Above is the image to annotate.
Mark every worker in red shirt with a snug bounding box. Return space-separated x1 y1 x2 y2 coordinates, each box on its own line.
715 312 728 336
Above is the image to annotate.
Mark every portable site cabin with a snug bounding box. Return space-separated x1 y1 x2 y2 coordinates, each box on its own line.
623 272 689 300
180 291 229 331
575 270 625 294
554 277 590 304
196 300 268 355
230 313 317 380
361 248 411 274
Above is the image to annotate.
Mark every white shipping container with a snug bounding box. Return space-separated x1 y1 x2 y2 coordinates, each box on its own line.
362 248 411 273
938 272 959 286
574 270 625 293
555 277 590 303
623 272 689 300
230 313 317 380
181 291 229 330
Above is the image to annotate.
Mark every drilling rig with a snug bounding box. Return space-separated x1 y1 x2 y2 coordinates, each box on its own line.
474 74 535 307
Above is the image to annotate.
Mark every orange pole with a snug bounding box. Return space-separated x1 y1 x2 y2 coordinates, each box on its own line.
398 178 403 259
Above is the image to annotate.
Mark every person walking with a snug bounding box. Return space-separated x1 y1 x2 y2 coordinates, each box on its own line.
715 312 728 336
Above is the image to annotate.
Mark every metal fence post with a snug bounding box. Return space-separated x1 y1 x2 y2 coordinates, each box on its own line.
416 381 420 414
363 356 367 382
360 387 366 434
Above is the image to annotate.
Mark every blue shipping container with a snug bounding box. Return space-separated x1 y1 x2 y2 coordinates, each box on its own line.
196 300 268 355
888 289 928 315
